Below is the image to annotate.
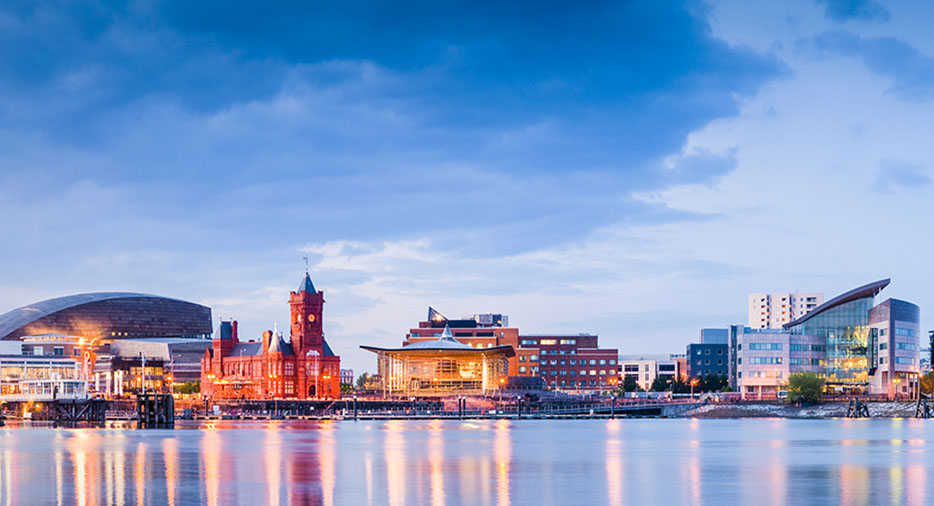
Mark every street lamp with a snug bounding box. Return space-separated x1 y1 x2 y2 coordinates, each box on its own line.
690 378 699 400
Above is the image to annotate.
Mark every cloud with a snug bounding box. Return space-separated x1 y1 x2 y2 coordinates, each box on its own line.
812 30 934 101
814 0 890 23
874 159 932 193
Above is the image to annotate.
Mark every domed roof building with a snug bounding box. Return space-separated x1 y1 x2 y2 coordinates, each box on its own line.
0 292 213 341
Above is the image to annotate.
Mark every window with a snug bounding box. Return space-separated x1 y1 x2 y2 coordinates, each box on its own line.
748 343 782 351
570 370 577 376
717 349 723 355
600 360 607 365
609 359 616 365
589 360 597 365
550 360 557 366
54 347 64 356
624 365 638 372
285 362 294 376
519 356 526 362
530 355 539 361
896 342 916 350
895 328 917 338
520 340 537 345
589 370 597 376
748 357 782 364
570 360 577 365
896 357 914 365
540 339 557 345
560 370 567 376
737 358 742 364
879 343 888 350
705 349 710 355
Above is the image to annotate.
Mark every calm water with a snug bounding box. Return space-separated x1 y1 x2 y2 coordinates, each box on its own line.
0 418 932 505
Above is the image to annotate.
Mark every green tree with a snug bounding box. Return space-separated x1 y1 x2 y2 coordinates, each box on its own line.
340 382 353 394
173 381 200 394
671 376 690 394
622 375 641 393
355 373 369 389
649 376 670 392
786 372 825 403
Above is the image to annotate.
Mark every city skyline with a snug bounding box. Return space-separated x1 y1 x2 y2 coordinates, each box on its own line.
2 0 933 373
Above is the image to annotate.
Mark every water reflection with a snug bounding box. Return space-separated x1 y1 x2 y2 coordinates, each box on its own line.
605 419 623 506
428 420 445 506
0 420 934 505
162 438 178 506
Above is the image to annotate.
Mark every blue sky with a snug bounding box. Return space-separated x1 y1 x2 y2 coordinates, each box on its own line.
1 0 932 373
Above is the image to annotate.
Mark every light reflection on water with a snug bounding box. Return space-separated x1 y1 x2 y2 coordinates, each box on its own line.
0 419 932 505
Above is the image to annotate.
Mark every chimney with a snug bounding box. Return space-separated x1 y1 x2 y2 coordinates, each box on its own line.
232 321 239 342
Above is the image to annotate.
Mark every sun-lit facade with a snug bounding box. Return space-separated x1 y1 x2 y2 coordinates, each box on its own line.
733 279 921 398
362 325 514 397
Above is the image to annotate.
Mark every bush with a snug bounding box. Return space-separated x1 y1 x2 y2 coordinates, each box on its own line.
786 372 824 403
173 381 200 395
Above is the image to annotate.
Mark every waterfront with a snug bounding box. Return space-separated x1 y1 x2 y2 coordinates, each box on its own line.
0 419 932 505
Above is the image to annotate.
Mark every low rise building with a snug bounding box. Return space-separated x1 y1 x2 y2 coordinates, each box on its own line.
405 308 618 392
618 354 680 391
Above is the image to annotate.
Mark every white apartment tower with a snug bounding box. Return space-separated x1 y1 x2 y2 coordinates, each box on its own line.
748 292 824 329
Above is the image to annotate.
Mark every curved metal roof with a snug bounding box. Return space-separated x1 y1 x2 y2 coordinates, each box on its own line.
0 292 208 340
783 278 890 329
360 326 515 356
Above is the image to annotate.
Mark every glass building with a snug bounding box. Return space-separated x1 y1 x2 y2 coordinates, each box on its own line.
785 279 890 388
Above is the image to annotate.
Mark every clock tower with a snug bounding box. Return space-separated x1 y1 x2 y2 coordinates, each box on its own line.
290 272 324 357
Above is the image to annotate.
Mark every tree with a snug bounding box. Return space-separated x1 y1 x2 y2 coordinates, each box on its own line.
173 381 200 395
786 372 825 404
921 372 934 396
340 383 353 394
355 373 370 390
671 376 690 394
622 375 641 393
650 376 670 392
701 374 728 392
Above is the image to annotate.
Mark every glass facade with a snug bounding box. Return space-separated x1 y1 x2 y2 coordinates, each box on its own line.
789 298 873 385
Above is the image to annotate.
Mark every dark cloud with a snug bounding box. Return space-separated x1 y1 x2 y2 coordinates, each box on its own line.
814 0 890 23
812 30 934 101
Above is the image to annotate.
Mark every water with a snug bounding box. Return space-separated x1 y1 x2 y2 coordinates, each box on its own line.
0 418 932 505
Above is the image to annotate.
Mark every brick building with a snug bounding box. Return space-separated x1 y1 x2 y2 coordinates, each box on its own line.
405 308 619 391
201 273 341 399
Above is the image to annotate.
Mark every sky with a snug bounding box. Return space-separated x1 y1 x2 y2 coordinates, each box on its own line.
1 0 932 373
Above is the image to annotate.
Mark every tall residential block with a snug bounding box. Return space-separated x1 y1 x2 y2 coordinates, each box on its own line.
747 292 824 329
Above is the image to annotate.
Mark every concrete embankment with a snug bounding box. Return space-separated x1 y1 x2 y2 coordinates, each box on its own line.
680 401 918 418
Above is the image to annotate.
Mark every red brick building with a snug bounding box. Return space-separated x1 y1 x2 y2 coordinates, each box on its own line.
406 308 619 391
201 273 341 399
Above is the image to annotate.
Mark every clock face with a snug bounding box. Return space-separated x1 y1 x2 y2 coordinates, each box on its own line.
308 314 316 323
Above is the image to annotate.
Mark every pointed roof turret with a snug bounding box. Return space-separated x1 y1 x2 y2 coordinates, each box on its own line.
298 272 316 293
269 333 283 353
439 324 455 342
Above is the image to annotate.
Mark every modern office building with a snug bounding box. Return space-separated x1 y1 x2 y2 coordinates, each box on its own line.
405 308 618 392
618 354 680 391
0 292 212 341
685 342 729 379
733 279 921 398
867 298 921 398
201 272 341 400
748 292 824 329
731 327 825 399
